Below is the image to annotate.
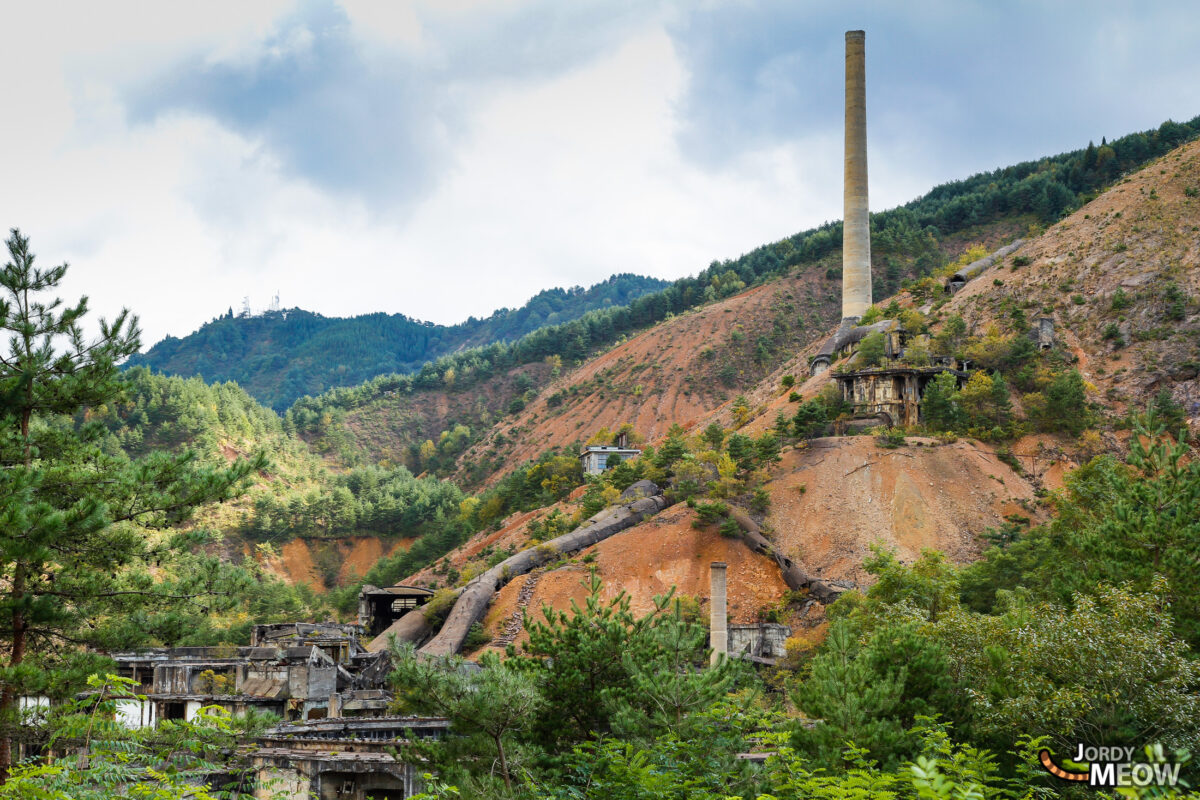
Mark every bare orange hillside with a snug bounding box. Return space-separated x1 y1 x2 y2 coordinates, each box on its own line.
455 269 843 486
250 536 413 593
445 433 1037 658
323 361 554 469
404 500 584 589
705 139 1200 455
932 139 1200 424
763 436 1038 587
470 503 791 655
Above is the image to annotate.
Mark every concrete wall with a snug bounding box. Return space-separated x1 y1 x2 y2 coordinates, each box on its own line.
115 698 156 729
709 562 728 666
729 624 791 660
255 767 309 800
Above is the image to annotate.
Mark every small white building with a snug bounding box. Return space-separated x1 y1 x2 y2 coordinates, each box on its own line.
579 445 642 475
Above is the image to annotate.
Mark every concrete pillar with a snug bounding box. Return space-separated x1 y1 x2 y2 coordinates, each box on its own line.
842 30 872 320
709 562 728 666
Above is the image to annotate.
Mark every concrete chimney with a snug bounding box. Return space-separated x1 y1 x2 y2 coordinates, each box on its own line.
842 30 871 320
709 561 728 666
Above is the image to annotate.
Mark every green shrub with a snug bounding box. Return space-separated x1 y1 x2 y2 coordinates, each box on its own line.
718 517 742 538
692 500 730 527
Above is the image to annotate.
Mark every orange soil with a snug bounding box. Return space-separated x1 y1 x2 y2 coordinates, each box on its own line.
475 503 790 653
460 434 1036 655
762 436 1038 587
258 536 414 592
277 540 320 590
457 270 841 486
336 537 414 585
936 140 1200 422
406 502 579 587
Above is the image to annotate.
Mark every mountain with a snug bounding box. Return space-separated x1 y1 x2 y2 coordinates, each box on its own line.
127 273 670 411
99 121 1199 629
366 132 1200 653
288 117 1200 485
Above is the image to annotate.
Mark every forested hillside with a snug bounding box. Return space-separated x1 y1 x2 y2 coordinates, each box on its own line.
289 117 1200 482
128 273 668 410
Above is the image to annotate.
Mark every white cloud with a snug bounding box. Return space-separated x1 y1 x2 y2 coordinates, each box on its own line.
1 0 1198 352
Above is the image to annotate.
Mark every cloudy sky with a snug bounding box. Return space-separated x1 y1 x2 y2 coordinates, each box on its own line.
3 1 1199 347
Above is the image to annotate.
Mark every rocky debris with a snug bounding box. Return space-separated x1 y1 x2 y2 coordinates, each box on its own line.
490 569 543 648
619 479 660 502
728 507 848 604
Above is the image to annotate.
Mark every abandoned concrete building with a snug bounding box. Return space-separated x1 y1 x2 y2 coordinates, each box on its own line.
709 563 793 666
579 444 642 474
728 623 792 664
251 716 450 800
834 363 968 428
808 291 1056 427
818 314 1055 428
107 623 398 727
252 623 364 665
358 585 435 638
111 642 341 725
806 33 1048 429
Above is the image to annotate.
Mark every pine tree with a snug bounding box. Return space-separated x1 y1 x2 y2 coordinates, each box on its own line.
920 371 962 432
726 433 756 472
0 230 264 776
612 600 735 739
790 620 909 768
509 570 679 748
792 399 829 439
389 645 543 790
754 432 781 465
701 422 726 450
856 332 886 368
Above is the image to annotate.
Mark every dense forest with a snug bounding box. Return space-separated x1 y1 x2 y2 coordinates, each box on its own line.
127 274 669 410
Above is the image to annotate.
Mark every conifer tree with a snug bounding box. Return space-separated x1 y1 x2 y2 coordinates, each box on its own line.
920 371 962 432
613 600 736 739
510 570 719 749
726 433 756 472
389 645 543 790
790 620 908 768
0 230 264 776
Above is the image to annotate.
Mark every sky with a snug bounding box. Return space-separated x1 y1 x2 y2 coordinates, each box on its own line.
2 1 1199 348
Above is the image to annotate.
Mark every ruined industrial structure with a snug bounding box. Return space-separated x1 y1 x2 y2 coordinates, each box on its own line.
108 623 395 727
809 30 1043 428
357 585 435 638
709 561 792 666
842 30 872 319
579 431 642 475
251 715 449 799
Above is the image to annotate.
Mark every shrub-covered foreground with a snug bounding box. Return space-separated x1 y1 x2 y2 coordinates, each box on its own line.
383 417 1200 799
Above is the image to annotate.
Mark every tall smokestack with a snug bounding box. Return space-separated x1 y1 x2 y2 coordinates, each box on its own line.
709 562 728 666
842 30 871 320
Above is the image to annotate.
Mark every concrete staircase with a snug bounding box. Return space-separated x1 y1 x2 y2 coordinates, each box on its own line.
491 568 544 648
